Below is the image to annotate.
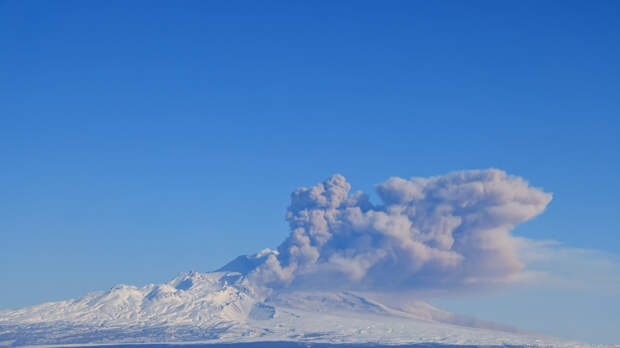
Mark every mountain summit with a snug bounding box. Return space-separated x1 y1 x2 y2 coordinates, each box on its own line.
0 269 590 347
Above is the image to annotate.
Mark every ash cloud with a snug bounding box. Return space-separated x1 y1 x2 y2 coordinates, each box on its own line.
222 169 552 292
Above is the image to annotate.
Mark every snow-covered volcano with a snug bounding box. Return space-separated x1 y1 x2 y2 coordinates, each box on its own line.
0 269 593 348
0 172 601 347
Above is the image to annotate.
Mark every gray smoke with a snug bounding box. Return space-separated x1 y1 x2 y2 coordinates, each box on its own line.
228 169 552 292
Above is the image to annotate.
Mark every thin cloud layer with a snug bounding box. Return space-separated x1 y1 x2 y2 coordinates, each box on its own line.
226 169 552 292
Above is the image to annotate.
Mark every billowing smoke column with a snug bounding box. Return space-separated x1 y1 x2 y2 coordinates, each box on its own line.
231 169 552 292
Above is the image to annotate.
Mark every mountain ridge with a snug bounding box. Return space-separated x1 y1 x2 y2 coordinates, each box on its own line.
0 268 600 348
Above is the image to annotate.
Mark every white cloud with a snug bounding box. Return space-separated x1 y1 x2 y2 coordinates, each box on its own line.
516 238 620 294
428 239 620 344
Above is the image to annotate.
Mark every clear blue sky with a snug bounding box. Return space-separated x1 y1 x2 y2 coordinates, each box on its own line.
1 0 619 343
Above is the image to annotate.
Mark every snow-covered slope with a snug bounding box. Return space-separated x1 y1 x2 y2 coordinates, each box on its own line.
0 270 597 347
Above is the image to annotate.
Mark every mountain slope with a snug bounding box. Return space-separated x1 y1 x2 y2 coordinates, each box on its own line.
0 270 593 348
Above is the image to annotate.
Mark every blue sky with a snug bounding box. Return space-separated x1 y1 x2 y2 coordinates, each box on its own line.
1 0 619 344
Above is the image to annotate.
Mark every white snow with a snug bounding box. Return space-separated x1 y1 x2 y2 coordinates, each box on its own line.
0 270 605 347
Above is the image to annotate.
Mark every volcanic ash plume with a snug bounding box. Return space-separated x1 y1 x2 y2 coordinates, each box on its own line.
223 169 552 292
